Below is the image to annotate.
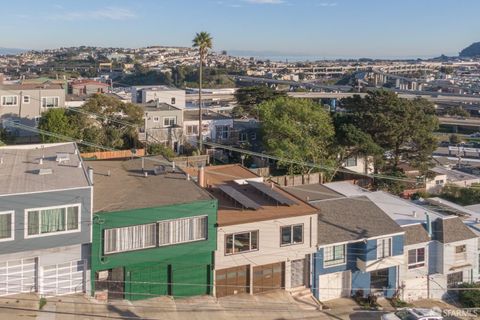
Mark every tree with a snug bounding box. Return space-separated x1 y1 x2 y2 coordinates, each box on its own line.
340 90 439 173
147 143 176 159
449 134 461 145
258 97 335 175
233 86 287 118
192 31 213 153
38 108 77 143
445 106 469 118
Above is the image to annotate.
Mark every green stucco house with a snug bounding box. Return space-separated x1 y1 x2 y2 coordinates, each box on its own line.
87 158 217 301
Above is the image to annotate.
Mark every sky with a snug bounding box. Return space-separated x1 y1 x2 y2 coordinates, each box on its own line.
1 0 479 59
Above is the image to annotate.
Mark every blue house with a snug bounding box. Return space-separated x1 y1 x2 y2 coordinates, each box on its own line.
311 196 405 301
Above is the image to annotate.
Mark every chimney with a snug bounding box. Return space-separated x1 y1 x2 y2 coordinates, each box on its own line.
425 213 432 237
198 166 205 188
88 167 94 185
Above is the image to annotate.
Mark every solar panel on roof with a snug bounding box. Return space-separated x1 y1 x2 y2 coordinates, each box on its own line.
218 184 261 210
248 181 297 206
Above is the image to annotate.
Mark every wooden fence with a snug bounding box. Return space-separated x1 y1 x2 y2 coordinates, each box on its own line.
81 149 145 160
269 172 323 187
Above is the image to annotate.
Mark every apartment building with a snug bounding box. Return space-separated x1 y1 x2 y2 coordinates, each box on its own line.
0 142 92 296
87 157 217 301
0 82 66 136
131 85 186 108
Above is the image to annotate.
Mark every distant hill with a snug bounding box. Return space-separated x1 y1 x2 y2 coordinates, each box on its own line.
0 47 27 55
459 42 480 57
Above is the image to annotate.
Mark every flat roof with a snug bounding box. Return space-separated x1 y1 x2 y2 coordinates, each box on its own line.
142 102 181 112
86 157 213 213
0 143 90 196
285 184 344 202
183 110 231 122
186 164 318 226
430 166 479 182
0 83 64 90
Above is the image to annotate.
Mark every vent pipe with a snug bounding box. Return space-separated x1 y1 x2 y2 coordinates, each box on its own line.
88 167 94 185
144 171 148 178
425 213 432 237
198 166 205 188
39 158 43 165
172 161 176 172
412 211 417 218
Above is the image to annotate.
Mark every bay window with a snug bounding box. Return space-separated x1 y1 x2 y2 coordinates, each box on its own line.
26 205 80 237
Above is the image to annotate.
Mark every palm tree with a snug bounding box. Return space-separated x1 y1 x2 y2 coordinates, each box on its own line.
192 31 213 153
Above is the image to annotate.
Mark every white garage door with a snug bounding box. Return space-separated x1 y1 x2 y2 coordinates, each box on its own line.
318 271 350 301
41 260 86 296
0 258 37 296
403 277 428 302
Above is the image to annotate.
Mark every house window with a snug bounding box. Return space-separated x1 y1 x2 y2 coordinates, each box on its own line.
239 132 248 142
447 271 463 288
104 223 156 254
225 230 258 255
41 97 59 108
455 244 467 262
163 116 176 127
23 96 30 104
26 204 80 237
436 180 444 185
215 125 230 140
251 132 257 141
324 244 346 267
1 96 18 106
158 216 207 246
377 237 392 259
345 156 357 167
186 125 198 135
280 224 303 246
0 211 14 242
171 97 176 105
408 248 425 269
153 116 160 122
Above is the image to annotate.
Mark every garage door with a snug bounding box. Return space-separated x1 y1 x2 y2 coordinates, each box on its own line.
41 260 85 296
215 265 249 298
318 271 350 301
403 278 428 302
0 258 37 296
253 262 285 294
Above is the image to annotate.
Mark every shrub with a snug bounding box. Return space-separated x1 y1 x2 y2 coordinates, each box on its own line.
458 283 480 308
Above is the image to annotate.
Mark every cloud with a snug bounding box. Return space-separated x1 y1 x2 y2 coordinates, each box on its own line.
317 2 337 7
48 7 137 21
244 0 284 4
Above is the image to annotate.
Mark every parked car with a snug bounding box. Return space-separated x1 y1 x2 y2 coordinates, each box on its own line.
439 141 450 147
381 308 443 320
468 132 480 138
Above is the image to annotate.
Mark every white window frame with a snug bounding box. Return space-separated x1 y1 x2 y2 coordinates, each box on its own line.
23 95 30 104
455 244 467 262
1 95 18 106
225 230 259 255
186 125 198 135
41 96 60 108
323 244 346 267
157 215 208 246
239 132 248 142
408 247 426 269
0 211 14 242
376 237 392 259
104 223 157 255
345 156 357 167
24 204 81 239
152 116 160 123
280 224 304 246
163 116 176 127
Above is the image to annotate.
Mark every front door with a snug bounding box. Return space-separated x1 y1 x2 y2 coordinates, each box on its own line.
291 259 305 288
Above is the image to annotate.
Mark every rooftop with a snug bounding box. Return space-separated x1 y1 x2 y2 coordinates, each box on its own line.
86 157 213 213
135 85 183 92
183 110 231 122
0 83 65 90
403 224 430 245
314 196 403 245
186 164 318 226
430 166 480 182
0 142 90 196
285 184 344 202
142 102 182 112
433 217 478 243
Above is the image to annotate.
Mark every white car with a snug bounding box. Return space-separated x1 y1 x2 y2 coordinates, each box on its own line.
381 308 443 320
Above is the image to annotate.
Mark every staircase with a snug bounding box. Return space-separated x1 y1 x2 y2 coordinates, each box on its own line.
288 287 323 310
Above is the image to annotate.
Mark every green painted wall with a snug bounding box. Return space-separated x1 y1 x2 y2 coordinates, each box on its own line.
91 199 217 300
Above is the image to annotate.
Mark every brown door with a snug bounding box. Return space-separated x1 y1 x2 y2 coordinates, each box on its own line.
215 265 249 298
252 262 285 294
